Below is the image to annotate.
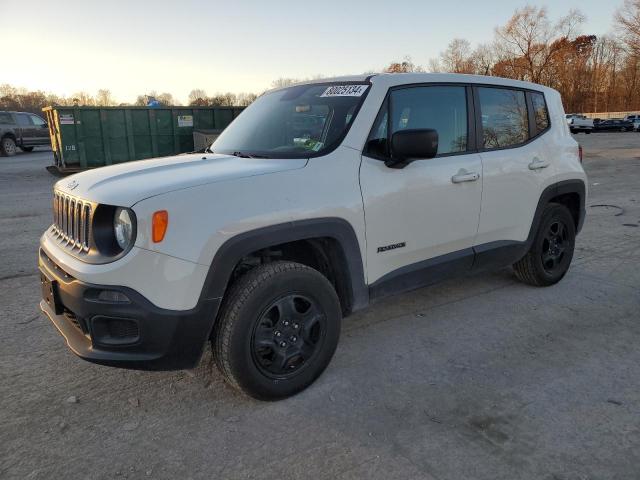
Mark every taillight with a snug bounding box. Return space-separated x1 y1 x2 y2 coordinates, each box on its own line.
578 145 583 163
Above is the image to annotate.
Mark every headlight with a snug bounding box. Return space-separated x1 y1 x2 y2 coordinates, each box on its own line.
114 207 134 251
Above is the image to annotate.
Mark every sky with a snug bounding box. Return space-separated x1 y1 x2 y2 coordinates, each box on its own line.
0 0 622 104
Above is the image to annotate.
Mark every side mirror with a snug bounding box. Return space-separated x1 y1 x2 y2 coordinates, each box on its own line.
388 129 438 168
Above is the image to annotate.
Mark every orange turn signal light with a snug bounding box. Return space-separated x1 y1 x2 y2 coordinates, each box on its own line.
152 210 169 243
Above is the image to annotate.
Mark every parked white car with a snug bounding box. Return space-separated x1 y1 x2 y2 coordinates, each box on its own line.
566 114 594 133
39 73 587 399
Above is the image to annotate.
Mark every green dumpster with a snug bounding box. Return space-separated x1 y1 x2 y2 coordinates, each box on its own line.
42 106 244 173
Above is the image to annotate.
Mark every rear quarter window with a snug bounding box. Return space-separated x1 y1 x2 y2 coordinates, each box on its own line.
530 92 550 134
0 112 12 124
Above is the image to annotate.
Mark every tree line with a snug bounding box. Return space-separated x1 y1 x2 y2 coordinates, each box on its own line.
386 1 640 114
2 1 640 115
0 85 259 115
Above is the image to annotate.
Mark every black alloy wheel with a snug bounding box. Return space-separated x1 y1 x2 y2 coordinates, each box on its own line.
252 294 326 377
540 220 568 274
513 203 576 287
213 261 341 400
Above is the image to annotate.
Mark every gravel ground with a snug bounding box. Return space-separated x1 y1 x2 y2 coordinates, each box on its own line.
1 134 639 480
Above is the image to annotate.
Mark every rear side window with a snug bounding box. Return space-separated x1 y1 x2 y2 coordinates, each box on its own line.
530 92 549 134
478 87 528 149
16 113 31 127
365 85 468 158
0 112 12 124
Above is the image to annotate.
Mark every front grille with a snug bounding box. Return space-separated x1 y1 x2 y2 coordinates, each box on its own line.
52 191 92 252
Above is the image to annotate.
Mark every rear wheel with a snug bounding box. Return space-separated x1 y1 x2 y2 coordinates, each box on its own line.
513 203 576 287
1 137 17 156
212 261 342 400
21 146 34 152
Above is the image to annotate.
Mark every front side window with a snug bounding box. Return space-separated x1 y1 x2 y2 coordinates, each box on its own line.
478 87 529 149
29 114 46 127
391 86 468 155
212 83 369 158
530 92 549 134
365 85 468 158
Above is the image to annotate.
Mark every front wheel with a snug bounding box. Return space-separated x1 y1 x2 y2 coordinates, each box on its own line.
212 261 342 400
1 137 17 156
513 203 576 287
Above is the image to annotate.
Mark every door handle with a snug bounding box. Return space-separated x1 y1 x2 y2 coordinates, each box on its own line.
451 169 480 184
528 157 549 170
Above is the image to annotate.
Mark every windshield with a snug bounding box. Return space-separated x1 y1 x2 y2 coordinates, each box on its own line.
211 82 370 158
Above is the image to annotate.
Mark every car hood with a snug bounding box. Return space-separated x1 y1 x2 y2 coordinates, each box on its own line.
54 153 308 206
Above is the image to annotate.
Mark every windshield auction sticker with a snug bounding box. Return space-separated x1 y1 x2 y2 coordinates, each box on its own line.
320 85 369 97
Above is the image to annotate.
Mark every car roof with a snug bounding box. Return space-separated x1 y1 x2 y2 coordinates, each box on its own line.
269 73 555 94
0 110 40 115
369 72 553 92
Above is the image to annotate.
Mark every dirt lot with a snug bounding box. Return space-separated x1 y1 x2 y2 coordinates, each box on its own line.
1 135 639 480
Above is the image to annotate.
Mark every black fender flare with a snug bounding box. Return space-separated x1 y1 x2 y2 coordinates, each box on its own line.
197 217 369 313
527 179 586 242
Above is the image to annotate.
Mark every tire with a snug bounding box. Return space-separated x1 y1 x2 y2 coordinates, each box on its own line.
21 146 34 152
570 128 577 134
513 203 576 287
212 261 342 400
585 130 591 134
621 127 627 132
1 137 17 156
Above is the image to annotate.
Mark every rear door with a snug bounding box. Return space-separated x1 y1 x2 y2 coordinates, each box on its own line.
14 113 34 145
360 84 482 286
473 86 555 254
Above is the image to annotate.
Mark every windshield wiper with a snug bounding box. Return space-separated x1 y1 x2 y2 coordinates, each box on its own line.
231 151 270 159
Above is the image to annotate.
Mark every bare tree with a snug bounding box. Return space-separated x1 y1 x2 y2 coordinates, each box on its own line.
188 89 208 106
96 89 114 106
385 56 423 73
71 91 96 106
494 6 585 84
236 92 258 106
271 78 300 89
616 0 640 55
439 39 475 73
157 92 177 106
472 43 496 75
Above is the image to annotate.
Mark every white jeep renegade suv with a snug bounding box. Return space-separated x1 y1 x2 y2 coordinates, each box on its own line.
39 73 587 399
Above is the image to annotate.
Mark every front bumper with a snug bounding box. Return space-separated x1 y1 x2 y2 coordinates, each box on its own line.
39 249 221 370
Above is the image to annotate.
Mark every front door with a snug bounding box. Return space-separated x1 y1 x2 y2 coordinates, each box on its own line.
359 84 482 288
29 114 50 145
